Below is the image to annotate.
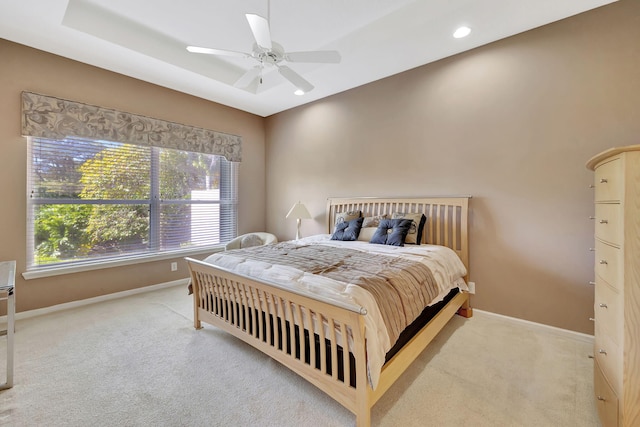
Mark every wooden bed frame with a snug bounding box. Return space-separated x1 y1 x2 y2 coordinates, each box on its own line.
186 196 472 427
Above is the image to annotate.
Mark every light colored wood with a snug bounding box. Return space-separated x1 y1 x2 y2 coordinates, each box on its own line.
588 147 640 427
326 196 471 274
622 152 640 427
594 276 622 345
595 203 622 247
594 322 621 392
190 259 367 410
585 144 640 171
594 158 623 202
189 261 203 330
595 360 620 427
369 291 470 406
189 196 471 427
595 240 622 290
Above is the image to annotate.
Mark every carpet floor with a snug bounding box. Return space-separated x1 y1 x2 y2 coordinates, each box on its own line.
0 284 599 426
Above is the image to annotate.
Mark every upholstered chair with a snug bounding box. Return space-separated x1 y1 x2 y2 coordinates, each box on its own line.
224 232 278 250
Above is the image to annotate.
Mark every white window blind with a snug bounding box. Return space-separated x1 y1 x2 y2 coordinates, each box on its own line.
27 137 237 269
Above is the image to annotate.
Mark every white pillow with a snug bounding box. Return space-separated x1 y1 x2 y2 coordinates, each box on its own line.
240 234 264 248
357 227 378 242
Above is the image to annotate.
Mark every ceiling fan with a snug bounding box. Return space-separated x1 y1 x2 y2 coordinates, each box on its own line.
186 4 341 94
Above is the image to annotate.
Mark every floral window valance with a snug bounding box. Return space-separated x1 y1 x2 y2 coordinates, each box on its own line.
20 91 242 162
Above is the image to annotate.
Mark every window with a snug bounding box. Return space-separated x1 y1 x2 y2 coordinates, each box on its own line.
27 137 237 269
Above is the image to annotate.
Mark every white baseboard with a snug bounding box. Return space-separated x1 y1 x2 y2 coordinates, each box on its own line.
2 282 595 346
473 309 594 344
0 278 189 323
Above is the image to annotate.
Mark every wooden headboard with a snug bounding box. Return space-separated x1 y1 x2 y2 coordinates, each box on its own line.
326 196 471 272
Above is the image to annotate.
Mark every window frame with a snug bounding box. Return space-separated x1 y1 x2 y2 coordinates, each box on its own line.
25 136 238 278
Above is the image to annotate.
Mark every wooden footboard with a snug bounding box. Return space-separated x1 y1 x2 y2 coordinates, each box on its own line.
186 257 470 427
186 257 372 424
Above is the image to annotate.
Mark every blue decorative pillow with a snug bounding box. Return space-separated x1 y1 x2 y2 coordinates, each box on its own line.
370 219 413 246
334 210 361 231
330 217 364 241
391 212 427 244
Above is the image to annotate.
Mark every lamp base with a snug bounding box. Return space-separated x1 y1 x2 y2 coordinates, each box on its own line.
296 218 301 240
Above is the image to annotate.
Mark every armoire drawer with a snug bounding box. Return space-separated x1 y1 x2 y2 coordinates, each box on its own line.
594 360 619 427
594 158 622 202
594 203 622 246
594 328 621 393
594 277 622 344
594 240 621 289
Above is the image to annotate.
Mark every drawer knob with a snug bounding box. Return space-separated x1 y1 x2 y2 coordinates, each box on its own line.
599 349 607 355
600 178 608 183
589 216 596 220
589 184 595 189
589 248 595 251
588 281 596 286
597 396 606 401
588 355 594 359
599 219 608 224
599 260 608 265
589 317 595 322
599 303 608 309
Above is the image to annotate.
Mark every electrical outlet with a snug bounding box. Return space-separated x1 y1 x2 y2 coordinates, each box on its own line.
468 281 476 294
170 262 178 272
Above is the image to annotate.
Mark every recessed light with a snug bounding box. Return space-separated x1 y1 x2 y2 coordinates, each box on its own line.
453 26 471 39
294 89 305 96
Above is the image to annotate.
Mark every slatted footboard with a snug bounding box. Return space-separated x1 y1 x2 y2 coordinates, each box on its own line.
186 257 374 426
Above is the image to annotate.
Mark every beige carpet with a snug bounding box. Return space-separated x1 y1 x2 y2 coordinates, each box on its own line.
0 285 599 427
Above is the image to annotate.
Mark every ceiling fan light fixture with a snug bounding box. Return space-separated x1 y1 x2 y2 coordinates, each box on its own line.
453 26 471 38
186 3 339 94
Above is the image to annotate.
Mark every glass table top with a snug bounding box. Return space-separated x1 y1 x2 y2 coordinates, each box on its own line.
0 261 16 291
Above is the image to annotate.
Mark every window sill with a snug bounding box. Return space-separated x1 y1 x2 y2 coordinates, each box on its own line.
22 246 225 280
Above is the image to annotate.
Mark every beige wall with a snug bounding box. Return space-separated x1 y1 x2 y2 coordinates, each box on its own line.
265 0 640 334
0 40 266 312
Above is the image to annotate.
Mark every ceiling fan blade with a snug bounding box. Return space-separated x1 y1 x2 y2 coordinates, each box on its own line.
285 50 341 64
277 65 314 93
187 46 250 58
234 66 261 89
246 14 272 50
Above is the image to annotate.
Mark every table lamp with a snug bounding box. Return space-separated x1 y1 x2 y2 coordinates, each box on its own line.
286 201 311 240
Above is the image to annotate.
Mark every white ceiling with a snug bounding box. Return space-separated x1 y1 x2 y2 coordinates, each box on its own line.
0 0 617 117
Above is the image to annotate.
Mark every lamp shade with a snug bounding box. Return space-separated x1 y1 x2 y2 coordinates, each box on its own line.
286 202 311 220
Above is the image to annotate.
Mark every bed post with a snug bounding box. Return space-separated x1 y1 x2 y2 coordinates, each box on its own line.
354 316 371 427
356 406 370 427
456 293 473 318
188 265 202 329
455 197 473 319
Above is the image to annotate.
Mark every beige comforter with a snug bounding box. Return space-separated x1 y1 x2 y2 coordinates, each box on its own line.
224 242 442 348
